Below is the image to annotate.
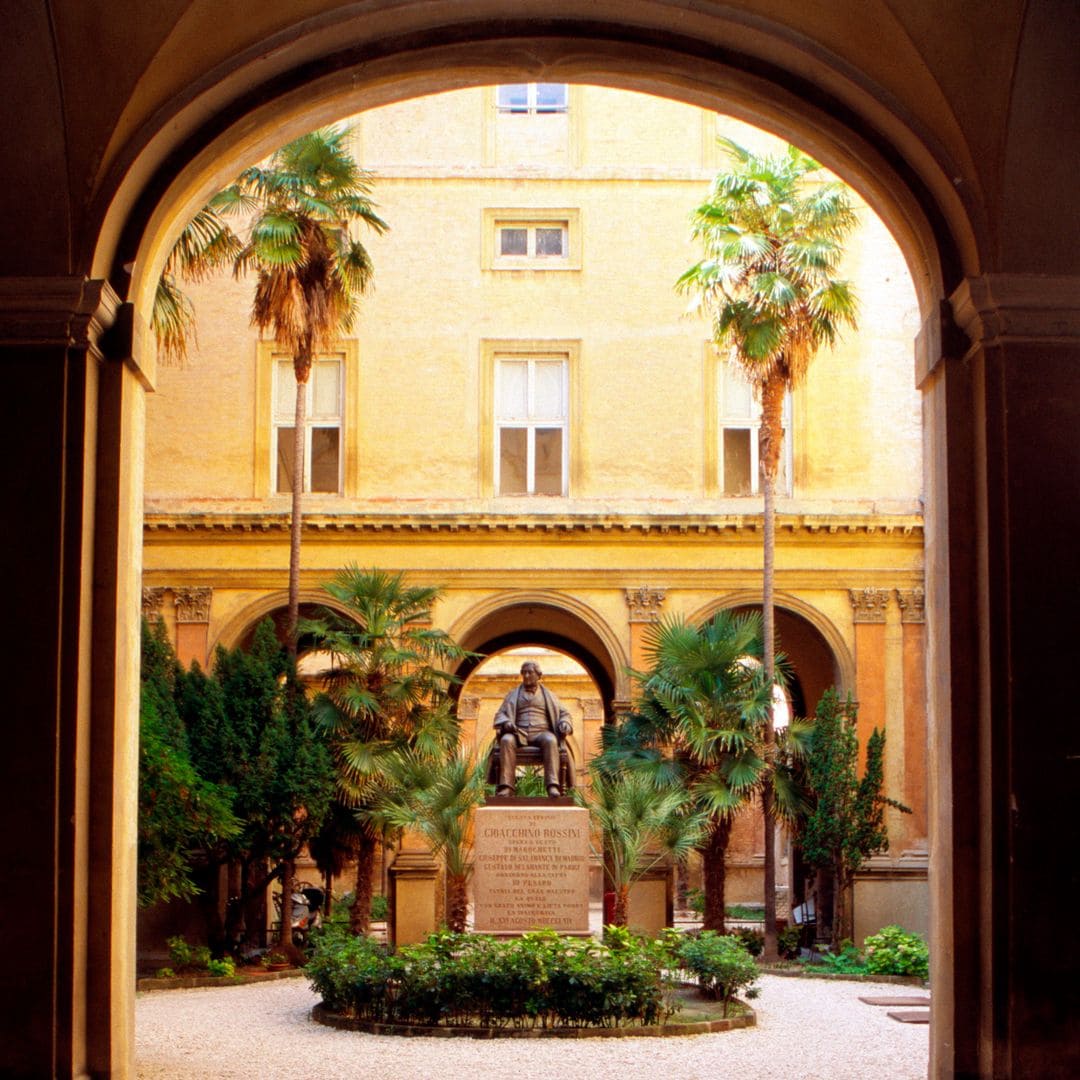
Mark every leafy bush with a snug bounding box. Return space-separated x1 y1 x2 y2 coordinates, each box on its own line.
733 927 764 957
206 957 235 977
811 940 868 974
308 926 678 1028
370 893 389 922
166 935 212 973
155 967 175 979
677 931 759 1013
777 924 802 960
864 925 929 980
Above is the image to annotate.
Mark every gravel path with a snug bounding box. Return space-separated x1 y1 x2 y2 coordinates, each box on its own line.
136 974 929 1079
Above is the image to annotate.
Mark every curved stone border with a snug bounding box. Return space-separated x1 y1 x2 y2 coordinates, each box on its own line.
311 1002 755 1038
137 968 305 991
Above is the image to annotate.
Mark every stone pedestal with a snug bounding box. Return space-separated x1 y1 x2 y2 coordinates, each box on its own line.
388 848 439 947
627 860 673 936
473 805 590 934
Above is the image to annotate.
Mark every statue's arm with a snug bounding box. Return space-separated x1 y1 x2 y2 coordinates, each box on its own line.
493 691 516 733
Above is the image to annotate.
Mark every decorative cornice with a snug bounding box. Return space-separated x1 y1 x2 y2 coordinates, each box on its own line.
625 586 666 623
849 587 890 623
950 274 1080 349
141 586 167 620
174 587 212 624
896 587 926 624
143 511 924 541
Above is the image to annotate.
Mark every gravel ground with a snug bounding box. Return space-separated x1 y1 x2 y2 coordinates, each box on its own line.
136 974 929 1079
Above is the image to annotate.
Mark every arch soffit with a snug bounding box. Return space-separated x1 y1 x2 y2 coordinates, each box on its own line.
103 19 978 342
208 588 353 656
688 590 855 693
447 590 629 701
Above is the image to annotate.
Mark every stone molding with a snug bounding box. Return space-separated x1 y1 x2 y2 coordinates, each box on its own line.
849 587 890 623
896 587 926 624
0 276 121 350
950 274 1080 349
141 586 167 620
143 510 924 540
457 695 480 720
625 586 666 623
174 587 212 623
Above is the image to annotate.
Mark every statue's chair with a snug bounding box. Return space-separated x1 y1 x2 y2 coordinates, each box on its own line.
484 739 577 793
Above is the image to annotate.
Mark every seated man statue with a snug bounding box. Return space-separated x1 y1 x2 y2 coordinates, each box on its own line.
493 660 573 797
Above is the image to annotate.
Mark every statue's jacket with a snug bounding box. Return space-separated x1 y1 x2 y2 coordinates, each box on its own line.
493 685 573 746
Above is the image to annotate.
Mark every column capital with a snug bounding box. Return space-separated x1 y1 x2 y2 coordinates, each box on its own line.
896 587 926 624
625 586 666 623
141 587 167 621
950 274 1080 348
849 587 889 624
174 587 212 624
457 695 480 721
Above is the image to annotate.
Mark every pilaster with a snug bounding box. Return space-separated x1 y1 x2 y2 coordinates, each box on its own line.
625 586 665 669
849 587 889 769
174 586 213 667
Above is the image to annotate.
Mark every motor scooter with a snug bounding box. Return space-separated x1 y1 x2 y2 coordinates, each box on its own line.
273 883 325 947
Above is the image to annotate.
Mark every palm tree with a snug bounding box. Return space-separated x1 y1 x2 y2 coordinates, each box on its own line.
677 139 858 956
607 609 809 933
302 566 472 935
577 766 706 927
234 127 388 656
151 194 243 364
367 749 488 933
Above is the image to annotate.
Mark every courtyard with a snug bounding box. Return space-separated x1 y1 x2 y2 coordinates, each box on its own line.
136 973 929 1079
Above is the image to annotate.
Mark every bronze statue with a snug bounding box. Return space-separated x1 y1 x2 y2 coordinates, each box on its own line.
493 661 573 797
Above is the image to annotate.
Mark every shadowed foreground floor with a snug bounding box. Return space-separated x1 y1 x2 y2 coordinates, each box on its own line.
136 972 929 1079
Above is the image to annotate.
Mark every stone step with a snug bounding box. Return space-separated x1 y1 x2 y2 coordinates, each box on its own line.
886 1009 931 1024
859 996 931 1006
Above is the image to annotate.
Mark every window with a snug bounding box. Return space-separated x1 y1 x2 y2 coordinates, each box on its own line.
717 361 792 496
494 354 568 496
483 208 581 271
273 356 343 494
496 83 568 114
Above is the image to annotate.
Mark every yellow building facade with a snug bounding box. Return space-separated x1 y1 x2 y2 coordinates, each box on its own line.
142 85 927 938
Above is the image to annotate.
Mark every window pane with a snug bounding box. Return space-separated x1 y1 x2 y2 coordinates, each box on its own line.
498 427 528 494
722 428 752 495
532 360 566 418
310 427 340 492
275 360 295 418
497 361 528 418
720 363 753 419
311 360 341 418
499 227 528 255
497 84 528 111
534 428 564 495
535 227 565 256
535 83 567 112
276 427 296 494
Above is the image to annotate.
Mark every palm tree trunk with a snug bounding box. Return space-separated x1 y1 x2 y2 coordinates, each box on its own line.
287 346 310 659
759 372 785 962
350 832 377 936
702 817 732 932
612 883 630 927
446 872 469 933
277 858 295 948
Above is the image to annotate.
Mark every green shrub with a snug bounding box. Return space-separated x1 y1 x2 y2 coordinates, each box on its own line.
370 893 389 922
864 925 929 980
777 924 802 960
206 957 235 977
166 935 212 973
155 967 175 979
677 931 759 1014
810 940 868 974
733 926 764 957
307 926 678 1028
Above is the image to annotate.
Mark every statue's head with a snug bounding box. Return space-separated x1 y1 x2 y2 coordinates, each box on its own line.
520 661 542 686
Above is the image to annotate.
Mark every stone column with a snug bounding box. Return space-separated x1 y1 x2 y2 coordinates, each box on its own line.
174 587 212 667
848 587 889 768
924 274 1080 1077
896 587 928 847
0 278 143 1077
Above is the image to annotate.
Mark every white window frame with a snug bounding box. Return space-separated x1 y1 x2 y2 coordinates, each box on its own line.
495 83 569 114
494 355 569 496
497 221 568 261
272 356 344 495
717 361 793 496
482 208 582 272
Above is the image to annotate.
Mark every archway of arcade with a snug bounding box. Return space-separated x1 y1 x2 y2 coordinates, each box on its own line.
9 7 1076 1079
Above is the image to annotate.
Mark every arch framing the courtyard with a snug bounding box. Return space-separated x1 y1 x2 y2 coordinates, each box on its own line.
3 3 1079 1078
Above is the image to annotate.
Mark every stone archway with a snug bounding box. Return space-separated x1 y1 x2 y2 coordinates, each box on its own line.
7 5 1077 1077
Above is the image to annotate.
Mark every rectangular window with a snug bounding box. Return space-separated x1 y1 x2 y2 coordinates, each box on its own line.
484 208 581 271
496 221 567 261
273 356 343 494
495 355 568 495
717 362 792 496
496 83 568 114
